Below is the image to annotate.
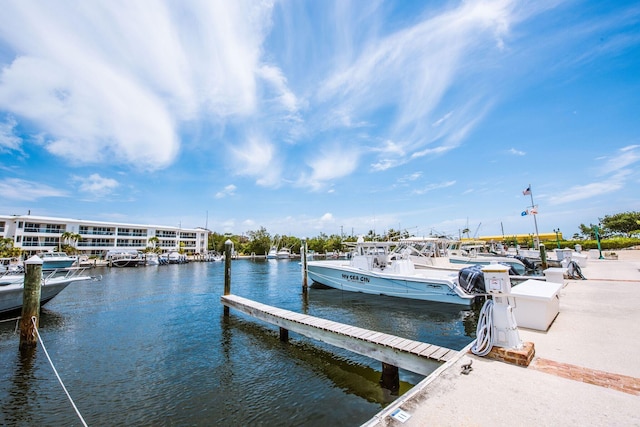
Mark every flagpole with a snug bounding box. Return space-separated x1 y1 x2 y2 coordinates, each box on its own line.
528 184 540 249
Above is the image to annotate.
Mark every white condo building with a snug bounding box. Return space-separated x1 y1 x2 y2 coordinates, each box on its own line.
0 214 209 258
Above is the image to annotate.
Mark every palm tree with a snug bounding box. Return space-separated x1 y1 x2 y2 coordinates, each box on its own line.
60 231 74 252
59 231 82 254
148 236 160 250
71 233 82 254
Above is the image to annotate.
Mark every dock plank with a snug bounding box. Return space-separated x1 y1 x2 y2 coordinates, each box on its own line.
220 294 457 375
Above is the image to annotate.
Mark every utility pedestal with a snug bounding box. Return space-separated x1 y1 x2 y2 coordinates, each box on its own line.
481 264 535 366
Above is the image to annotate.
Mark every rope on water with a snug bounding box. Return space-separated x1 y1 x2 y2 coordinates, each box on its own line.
31 316 88 427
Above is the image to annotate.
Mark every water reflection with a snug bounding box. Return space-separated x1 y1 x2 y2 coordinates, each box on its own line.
0 260 478 426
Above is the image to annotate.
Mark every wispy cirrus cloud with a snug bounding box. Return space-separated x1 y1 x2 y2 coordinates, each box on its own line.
0 178 68 200
547 145 640 205
229 135 282 187
0 115 22 152
412 180 456 195
303 144 360 190
0 1 275 171
215 184 237 199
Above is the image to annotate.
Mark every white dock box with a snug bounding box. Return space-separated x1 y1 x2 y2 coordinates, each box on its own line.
543 267 566 284
510 279 562 331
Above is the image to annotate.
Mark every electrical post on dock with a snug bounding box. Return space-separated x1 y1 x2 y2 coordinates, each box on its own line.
472 264 524 358
484 265 522 350
224 239 233 317
20 255 43 351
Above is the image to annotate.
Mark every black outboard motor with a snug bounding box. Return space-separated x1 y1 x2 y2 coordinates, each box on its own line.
458 265 486 293
567 260 586 280
513 255 535 271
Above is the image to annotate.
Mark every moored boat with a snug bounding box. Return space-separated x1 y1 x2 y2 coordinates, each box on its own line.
266 246 278 259
0 267 96 315
106 250 145 267
168 251 188 264
446 240 527 275
276 247 292 259
38 251 77 270
306 238 484 306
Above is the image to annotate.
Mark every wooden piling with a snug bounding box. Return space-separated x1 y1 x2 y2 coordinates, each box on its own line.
301 239 308 293
380 362 400 394
20 256 43 351
539 243 548 271
279 327 289 342
224 239 232 317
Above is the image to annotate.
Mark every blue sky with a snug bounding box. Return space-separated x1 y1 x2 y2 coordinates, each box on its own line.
1 0 639 239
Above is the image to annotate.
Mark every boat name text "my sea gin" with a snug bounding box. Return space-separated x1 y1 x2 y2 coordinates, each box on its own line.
342 274 371 283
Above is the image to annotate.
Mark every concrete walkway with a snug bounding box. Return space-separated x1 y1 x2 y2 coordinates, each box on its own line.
365 250 640 426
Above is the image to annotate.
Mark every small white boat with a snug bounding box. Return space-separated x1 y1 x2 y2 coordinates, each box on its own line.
306 238 482 306
0 268 95 315
145 253 160 266
266 246 278 259
168 251 187 264
38 251 77 270
276 247 292 259
446 241 527 275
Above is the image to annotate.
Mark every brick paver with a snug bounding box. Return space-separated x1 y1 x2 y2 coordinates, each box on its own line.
531 357 640 396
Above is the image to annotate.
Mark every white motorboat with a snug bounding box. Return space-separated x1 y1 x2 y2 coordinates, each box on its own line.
168 251 187 264
446 241 527 275
144 253 160 266
38 251 77 270
306 238 483 306
0 268 96 315
276 247 292 259
266 246 278 259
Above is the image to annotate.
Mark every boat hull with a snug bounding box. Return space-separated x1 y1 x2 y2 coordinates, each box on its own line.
0 280 71 315
307 261 474 306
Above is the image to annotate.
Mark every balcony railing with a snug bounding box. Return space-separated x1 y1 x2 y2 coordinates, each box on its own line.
23 228 65 233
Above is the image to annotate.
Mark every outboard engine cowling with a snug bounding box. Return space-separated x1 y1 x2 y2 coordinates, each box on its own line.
513 255 535 271
458 265 485 293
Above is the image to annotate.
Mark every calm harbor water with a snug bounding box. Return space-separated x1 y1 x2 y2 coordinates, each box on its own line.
0 260 478 426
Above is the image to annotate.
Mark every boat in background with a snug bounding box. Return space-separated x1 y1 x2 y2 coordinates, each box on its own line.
306 237 483 306
106 250 145 267
144 253 160 266
446 240 527 275
0 267 97 315
276 247 292 259
266 246 278 259
168 251 188 264
38 251 77 270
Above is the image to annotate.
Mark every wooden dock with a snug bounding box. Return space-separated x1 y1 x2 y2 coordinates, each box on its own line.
221 294 458 376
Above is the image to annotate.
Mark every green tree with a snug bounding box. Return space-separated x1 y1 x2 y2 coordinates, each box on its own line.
600 211 640 237
307 233 328 253
0 237 21 258
245 227 272 256
147 236 161 253
577 223 597 240
59 231 82 254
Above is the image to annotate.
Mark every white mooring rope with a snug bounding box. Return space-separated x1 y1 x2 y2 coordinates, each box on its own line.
31 317 88 427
